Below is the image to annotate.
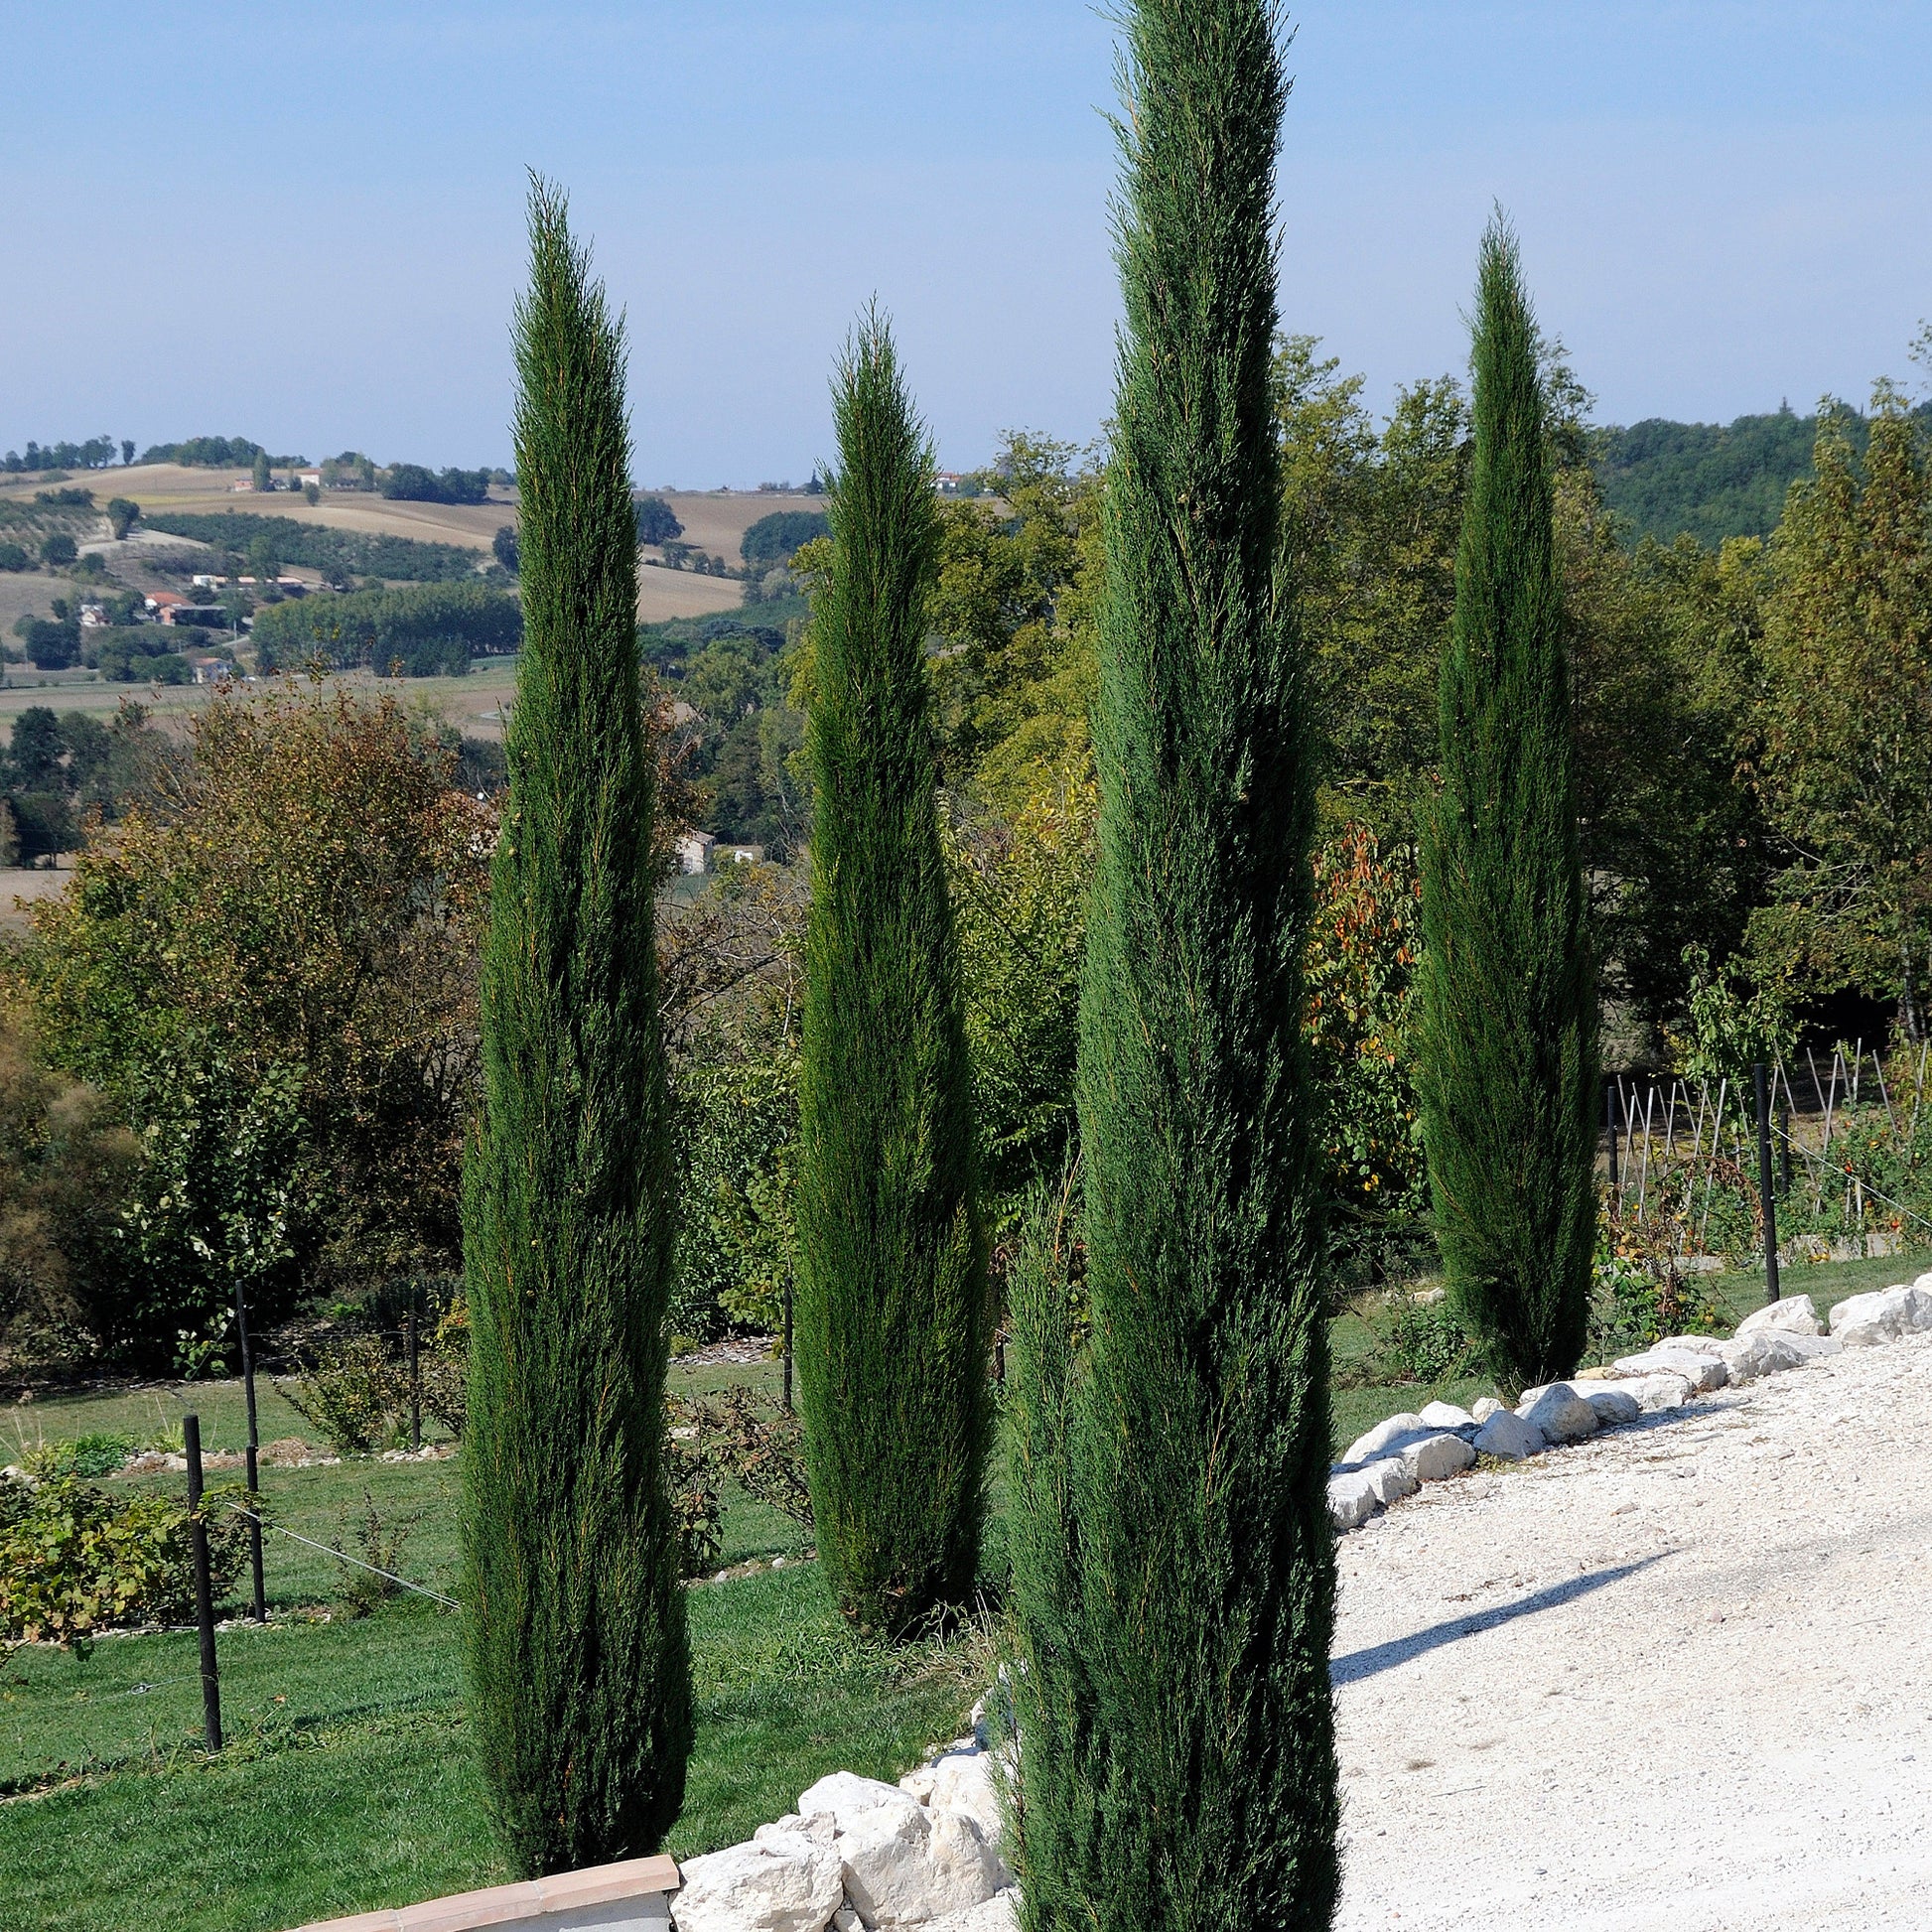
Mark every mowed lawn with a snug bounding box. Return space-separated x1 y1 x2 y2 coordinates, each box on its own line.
3 1252 1919 1932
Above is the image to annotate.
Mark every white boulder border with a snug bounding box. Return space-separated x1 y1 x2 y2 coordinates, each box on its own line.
1326 1275 1932 1534
673 1713 1018 1932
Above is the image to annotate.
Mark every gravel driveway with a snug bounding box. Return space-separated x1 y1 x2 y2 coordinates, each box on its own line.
1333 1331 1932 1929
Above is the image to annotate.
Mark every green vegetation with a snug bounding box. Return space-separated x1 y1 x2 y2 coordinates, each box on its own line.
634 494 683 545
251 582 521 675
1006 8 1338 1929
795 318 987 1638
17 691 488 1367
463 180 690 1874
2 437 120 474
138 510 486 583
741 508 828 570
1420 221 1598 1397
134 434 272 467
381 463 491 505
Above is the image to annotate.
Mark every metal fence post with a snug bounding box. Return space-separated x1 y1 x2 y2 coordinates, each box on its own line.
1754 1061 1780 1306
183 1414 223 1752
1605 1077 1619 1191
233 1281 265 1622
408 1299 422 1454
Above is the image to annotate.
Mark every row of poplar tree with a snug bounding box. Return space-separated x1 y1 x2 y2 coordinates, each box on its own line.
460 4 1598 1923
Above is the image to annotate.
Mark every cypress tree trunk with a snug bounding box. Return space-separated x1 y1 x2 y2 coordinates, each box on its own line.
1006 5 1337 1927
1418 218 1599 1397
462 179 691 1875
795 315 988 1637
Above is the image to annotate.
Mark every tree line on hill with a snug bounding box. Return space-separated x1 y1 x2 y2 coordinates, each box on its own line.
252 581 522 675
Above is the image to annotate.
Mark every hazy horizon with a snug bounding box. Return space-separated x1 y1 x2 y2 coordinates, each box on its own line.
6 2 1929 483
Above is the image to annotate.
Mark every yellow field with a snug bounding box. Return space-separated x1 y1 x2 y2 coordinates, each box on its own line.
0 468 813 623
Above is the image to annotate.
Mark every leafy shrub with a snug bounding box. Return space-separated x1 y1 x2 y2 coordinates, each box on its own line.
666 1436 725 1579
280 1335 408 1452
672 1386 813 1527
330 1488 425 1616
0 542 28 572
40 533 77 568
1378 1296 1479 1383
0 1472 248 1654
22 1432 140 1479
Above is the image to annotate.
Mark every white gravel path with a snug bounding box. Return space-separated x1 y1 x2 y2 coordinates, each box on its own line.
1332 1331 1932 1930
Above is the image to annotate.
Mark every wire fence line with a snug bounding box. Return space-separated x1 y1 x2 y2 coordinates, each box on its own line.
213 1499 461 1611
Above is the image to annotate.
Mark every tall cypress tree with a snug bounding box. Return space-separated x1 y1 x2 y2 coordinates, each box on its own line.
794 315 988 1638
1418 217 1598 1396
1005 5 1337 1927
462 179 690 1875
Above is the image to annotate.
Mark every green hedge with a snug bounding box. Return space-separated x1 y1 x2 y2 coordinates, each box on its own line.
252 583 522 676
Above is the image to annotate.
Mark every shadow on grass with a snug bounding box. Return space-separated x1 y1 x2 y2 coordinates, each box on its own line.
1330 1554 1666 1687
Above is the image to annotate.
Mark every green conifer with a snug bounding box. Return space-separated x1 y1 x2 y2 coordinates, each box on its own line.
794 314 988 1638
462 179 690 1874
1418 218 1599 1396
1005 5 1338 1925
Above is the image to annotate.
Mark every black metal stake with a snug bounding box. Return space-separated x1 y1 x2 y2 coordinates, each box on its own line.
781 1282 793 1415
184 1414 223 1752
408 1300 422 1453
1754 1061 1781 1306
232 1282 266 1622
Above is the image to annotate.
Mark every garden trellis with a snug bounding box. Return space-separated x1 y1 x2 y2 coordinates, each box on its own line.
1601 1045 1932 1263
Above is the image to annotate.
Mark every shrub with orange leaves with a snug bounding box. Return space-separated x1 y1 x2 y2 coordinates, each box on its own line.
1306 821 1429 1246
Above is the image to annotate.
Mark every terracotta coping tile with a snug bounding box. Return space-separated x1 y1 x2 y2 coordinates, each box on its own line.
288 1857 681 1932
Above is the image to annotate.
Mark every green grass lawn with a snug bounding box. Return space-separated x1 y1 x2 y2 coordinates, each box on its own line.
3 1251 1921 1931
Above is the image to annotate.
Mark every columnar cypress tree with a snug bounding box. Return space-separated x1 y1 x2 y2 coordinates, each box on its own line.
1005 5 1337 1927
794 315 988 1639
1418 218 1598 1397
462 179 690 1874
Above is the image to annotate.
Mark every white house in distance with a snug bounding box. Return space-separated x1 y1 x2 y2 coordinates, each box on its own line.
675 830 716 876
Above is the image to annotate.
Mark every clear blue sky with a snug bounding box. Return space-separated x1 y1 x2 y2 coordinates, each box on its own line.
5 2 1928 482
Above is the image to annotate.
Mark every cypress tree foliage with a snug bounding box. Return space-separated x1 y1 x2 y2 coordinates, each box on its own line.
794 314 988 1637
1418 217 1599 1397
1005 5 1338 1927
462 179 691 1875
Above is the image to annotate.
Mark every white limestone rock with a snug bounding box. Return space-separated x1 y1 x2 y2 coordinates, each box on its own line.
920 1749 1006 1855
1616 1371 1697 1413
796 1772 922 1829
1829 1286 1932 1348
1653 1334 1725 1356
1736 1294 1825 1338
1612 1347 1728 1394
1472 1410 1545 1460
916 1895 1020 1932
838 1799 1006 1930
1364 1454 1420 1505
1720 1327 1817 1382
1327 1467 1383 1531
1418 1401 1479 1432
1470 1397 1505 1424
1401 1431 1477 1482
1517 1385 1600 1445
833 1911 864 1932
1340 1412 1430 1467
673 1834 844 1932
